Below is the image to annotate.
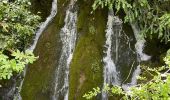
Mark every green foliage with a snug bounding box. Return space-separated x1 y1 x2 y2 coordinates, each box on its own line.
83 87 101 99
0 0 40 81
0 50 37 80
83 50 170 100
0 0 40 49
92 0 170 43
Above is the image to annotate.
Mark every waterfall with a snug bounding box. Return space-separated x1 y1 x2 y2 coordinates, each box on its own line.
122 65 141 91
102 10 149 99
52 4 77 100
131 23 151 61
102 10 122 99
122 23 151 91
130 23 151 84
130 65 141 85
15 0 58 99
29 0 57 51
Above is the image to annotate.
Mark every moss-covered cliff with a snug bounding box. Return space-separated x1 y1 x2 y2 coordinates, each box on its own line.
21 0 159 100
21 0 69 99
69 0 107 100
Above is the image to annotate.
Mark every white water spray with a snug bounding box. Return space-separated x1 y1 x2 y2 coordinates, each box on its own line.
52 5 77 100
102 10 122 99
130 65 141 85
29 0 57 51
131 23 151 61
122 23 151 91
122 65 141 91
130 23 151 85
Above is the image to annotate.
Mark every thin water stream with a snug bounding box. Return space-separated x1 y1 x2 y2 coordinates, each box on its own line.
52 2 77 100
102 10 122 99
13 0 58 99
102 10 151 100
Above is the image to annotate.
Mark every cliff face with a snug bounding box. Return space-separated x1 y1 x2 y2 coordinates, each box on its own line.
1 0 170 100
30 0 53 20
69 0 107 99
21 0 169 100
21 0 107 99
21 0 69 99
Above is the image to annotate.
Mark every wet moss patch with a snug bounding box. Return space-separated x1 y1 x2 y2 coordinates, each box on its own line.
69 0 107 99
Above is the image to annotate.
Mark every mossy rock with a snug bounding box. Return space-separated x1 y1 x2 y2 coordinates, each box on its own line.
69 0 108 99
21 0 69 99
30 0 53 20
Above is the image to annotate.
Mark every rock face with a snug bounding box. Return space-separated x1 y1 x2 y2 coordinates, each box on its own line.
1 0 170 100
21 0 107 99
20 0 169 100
21 0 106 99
21 0 69 99
30 0 53 20
0 0 54 100
69 0 107 99
0 75 21 100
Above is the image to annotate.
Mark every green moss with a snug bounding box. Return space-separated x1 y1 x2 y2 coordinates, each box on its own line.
22 0 107 99
69 0 107 99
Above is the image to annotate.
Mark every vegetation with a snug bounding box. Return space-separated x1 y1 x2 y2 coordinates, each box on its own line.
0 50 37 80
83 50 170 99
0 0 40 81
93 0 170 42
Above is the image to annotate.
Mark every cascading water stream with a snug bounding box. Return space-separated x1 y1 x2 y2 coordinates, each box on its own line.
29 0 57 51
102 10 123 99
130 23 151 84
131 23 151 62
102 10 149 99
130 65 141 85
52 3 77 100
122 23 151 91
122 65 141 91
15 0 58 99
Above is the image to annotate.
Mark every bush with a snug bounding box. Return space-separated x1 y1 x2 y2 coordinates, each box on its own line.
0 0 40 81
